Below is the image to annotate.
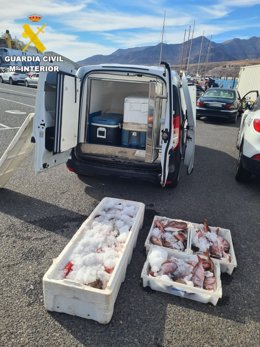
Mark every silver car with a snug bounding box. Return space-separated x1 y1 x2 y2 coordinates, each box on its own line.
25 73 39 87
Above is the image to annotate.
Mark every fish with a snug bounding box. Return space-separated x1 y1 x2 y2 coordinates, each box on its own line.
204 276 216 290
192 257 205 288
150 236 163 246
166 221 188 230
160 261 178 275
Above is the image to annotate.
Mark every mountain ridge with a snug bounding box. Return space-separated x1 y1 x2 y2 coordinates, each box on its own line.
78 36 260 68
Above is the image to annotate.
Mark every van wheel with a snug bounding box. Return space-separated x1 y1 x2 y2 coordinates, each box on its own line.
165 152 181 188
9 78 14 85
25 81 29 87
0 76 3 83
235 146 251 182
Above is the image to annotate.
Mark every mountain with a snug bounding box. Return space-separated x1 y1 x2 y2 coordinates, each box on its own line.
78 36 260 66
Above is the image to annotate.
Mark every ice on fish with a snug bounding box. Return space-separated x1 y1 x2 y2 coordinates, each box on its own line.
62 200 138 288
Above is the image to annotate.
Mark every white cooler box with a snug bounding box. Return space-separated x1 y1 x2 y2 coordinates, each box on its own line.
43 197 145 324
123 97 149 124
141 246 222 306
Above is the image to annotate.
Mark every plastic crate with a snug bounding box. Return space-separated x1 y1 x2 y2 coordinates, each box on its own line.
141 246 222 306
189 223 237 275
144 216 191 253
43 197 145 324
145 216 237 275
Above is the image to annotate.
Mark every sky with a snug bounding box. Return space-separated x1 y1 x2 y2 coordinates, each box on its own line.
1 0 260 61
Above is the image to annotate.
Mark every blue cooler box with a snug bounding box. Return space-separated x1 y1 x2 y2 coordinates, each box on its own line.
121 123 147 149
90 113 123 146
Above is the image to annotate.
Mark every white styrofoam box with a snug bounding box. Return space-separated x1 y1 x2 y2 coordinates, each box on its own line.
123 97 149 124
141 246 222 306
43 197 145 324
189 223 237 275
144 215 191 253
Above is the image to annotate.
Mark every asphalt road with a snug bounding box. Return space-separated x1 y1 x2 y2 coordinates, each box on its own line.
0 83 259 347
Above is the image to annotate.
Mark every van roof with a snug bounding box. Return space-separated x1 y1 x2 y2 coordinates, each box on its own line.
77 63 180 84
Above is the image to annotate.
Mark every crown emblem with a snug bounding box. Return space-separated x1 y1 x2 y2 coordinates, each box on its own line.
28 15 42 22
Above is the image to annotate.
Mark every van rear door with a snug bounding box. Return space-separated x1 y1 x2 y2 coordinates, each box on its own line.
180 75 196 174
34 55 80 172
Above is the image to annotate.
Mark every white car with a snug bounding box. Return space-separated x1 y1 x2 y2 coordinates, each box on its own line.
236 94 260 181
25 73 39 87
0 69 27 85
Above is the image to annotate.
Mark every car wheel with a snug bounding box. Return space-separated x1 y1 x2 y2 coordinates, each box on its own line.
25 81 29 87
196 114 201 120
235 145 251 182
9 78 14 85
0 76 3 83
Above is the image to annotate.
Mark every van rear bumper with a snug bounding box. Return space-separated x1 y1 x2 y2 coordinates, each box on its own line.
66 150 161 183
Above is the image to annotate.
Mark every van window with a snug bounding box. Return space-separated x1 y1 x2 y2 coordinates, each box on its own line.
172 85 181 116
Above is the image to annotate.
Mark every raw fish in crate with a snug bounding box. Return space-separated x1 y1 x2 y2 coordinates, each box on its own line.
43 197 145 323
190 219 237 274
60 200 138 289
141 246 222 305
145 216 189 252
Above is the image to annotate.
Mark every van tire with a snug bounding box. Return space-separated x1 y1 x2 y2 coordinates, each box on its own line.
166 151 181 188
9 78 14 85
0 76 3 83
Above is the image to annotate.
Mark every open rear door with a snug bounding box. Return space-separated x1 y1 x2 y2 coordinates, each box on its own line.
0 113 34 189
160 62 174 187
181 75 196 174
34 54 80 172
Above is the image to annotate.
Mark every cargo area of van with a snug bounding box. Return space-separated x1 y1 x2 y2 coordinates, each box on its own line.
77 72 167 164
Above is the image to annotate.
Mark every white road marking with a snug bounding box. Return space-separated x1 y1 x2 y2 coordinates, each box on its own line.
0 87 36 97
0 97 34 108
0 123 9 128
0 126 20 130
5 110 27 115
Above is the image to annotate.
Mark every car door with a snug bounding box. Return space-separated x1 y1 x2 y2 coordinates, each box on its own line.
181 75 196 174
33 56 80 172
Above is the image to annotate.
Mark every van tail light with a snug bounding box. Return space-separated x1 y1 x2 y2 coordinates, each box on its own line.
173 115 180 151
253 119 260 132
252 154 260 161
197 100 204 107
66 163 75 173
224 103 235 110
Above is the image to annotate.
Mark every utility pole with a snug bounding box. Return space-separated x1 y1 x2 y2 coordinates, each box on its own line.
186 20 195 75
196 32 205 77
204 35 212 77
184 25 191 72
180 29 186 72
159 11 166 65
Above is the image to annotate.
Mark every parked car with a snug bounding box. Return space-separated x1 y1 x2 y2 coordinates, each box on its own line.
236 93 260 181
196 88 241 123
0 69 27 85
25 73 39 87
196 85 205 99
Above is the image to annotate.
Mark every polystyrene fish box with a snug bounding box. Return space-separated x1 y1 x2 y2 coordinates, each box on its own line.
189 223 237 275
123 97 149 124
144 216 191 253
43 197 145 324
141 246 222 306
